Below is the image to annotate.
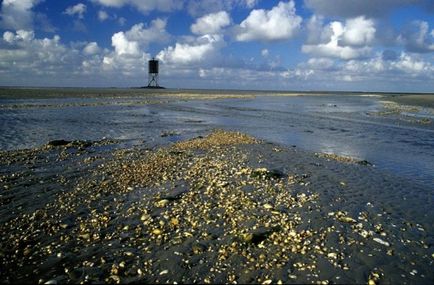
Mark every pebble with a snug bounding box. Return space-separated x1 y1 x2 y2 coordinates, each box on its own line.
339 216 356 223
159 270 169 275
152 229 162 235
263 203 273 209
155 199 170 208
373 237 390 247
410 269 417 276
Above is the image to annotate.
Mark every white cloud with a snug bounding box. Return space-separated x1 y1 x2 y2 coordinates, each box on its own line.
304 0 419 18
302 16 375 60
340 16 376 46
124 19 170 45
343 52 433 76
191 11 231 35
393 53 430 73
111 32 140 56
0 29 81 84
157 34 224 65
304 15 332 45
261 49 269 57
106 18 170 57
91 0 182 13
398 21 434 53
98 10 109 21
0 0 40 30
83 42 100 55
64 3 87 19
3 29 35 43
306 57 335 70
100 19 170 75
235 1 302 42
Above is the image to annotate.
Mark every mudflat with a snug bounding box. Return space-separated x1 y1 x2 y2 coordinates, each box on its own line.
1 130 432 284
387 94 434 108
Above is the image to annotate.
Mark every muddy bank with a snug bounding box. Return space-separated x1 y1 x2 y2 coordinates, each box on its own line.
0 130 433 284
386 94 434 109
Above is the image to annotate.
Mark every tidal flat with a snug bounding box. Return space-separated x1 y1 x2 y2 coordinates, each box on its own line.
0 89 433 284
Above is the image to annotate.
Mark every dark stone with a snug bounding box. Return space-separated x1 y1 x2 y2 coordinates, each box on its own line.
162 187 189 201
251 168 285 180
47 140 71 146
250 226 280 245
357 160 373 166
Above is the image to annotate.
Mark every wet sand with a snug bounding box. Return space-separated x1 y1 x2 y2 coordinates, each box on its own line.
0 130 432 284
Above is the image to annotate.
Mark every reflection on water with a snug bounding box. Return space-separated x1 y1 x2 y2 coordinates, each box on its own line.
1 93 433 188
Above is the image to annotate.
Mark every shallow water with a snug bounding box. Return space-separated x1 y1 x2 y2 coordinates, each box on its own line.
1 91 433 189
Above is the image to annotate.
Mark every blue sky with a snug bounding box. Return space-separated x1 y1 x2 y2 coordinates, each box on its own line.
0 0 433 92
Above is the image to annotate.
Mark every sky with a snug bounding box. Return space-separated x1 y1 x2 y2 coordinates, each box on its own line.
0 0 433 92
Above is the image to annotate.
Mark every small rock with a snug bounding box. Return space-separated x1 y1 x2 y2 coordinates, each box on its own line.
155 199 169 208
47 140 71 147
159 270 169 275
339 216 356 223
263 203 273 209
152 229 162 235
373 237 390 247
357 160 373 166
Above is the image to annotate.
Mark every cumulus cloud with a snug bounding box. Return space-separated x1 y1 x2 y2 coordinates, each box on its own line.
157 34 224 65
285 51 434 92
111 32 139 56
398 21 434 53
302 16 375 60
105 18 170 57
64 3 87 19
393 53 431 73
341 52 434 79
0 29 85 86
340 16 376 46
125 19 170 45
191 11 231 35
0 0 41 30
234 1 302 42
91 0 182 13
306 57 335 70
187 0 259 16
304 0 419 18
304 15 332 45
100 19 170 75
83 42 100 55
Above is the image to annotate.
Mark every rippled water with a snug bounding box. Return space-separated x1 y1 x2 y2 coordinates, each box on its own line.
1 91 433 189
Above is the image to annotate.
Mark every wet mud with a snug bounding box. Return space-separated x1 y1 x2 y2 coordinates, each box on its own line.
1 130 432 284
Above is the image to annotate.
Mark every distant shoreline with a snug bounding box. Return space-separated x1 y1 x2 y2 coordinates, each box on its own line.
0 86 433 96
0 87 433 109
